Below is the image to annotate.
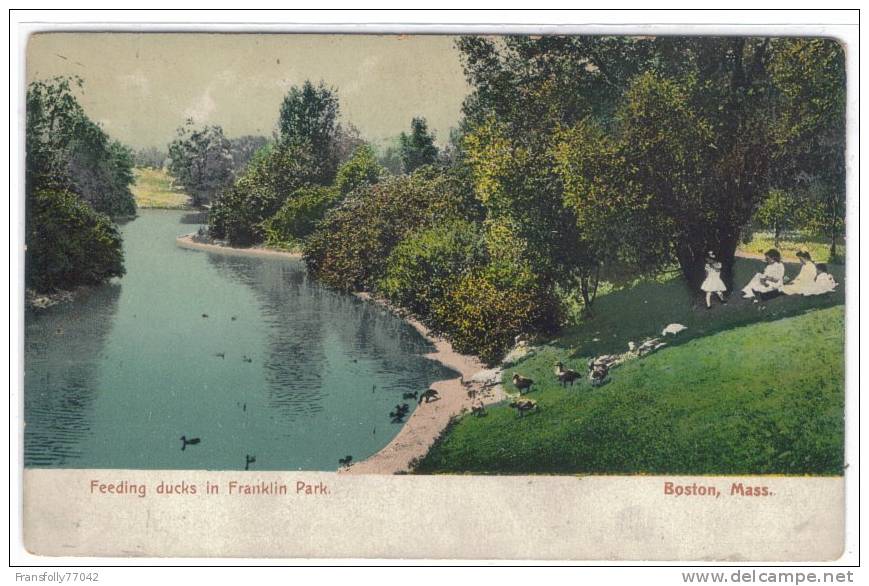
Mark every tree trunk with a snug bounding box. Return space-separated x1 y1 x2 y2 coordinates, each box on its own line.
773 224 781 248
579 265 601 316
676 244 706 295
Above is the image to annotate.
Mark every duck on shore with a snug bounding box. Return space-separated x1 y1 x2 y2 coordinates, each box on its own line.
554 361 580 387
418 388 440 404
509 398 538 417
512 373 534 394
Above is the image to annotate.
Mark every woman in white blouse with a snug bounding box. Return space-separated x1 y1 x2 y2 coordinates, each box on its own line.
782 251 818 295
741 249 785 302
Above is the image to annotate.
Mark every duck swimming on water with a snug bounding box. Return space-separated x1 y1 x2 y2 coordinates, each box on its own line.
180 436 201 451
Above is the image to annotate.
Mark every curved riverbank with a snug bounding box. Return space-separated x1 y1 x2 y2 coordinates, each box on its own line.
175 233 504 474
343 293 506 475
176 233 302 260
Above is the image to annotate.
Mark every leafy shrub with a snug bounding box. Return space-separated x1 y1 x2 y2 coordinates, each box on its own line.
379 220 486 316
429 267 561 365
335 144 383 195
304 167 481 291
263 186 340 248
208 141 321 245
26 189 125 292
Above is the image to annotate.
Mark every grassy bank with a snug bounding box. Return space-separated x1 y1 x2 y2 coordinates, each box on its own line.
415 258 845 476
131 167 190 209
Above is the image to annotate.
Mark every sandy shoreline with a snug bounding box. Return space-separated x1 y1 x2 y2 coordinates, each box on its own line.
176 233 503 474
343 293 506 475
176 233 302 259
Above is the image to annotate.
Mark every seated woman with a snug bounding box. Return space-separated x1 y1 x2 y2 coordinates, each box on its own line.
741 249 785 302
782 251 818 296
802 263 839 296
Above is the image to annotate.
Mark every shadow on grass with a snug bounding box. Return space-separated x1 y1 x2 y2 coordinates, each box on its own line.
550 258 845 361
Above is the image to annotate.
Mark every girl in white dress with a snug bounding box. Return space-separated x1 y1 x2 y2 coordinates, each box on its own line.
782 251 817 296
741 249 785 301
701 252 727 309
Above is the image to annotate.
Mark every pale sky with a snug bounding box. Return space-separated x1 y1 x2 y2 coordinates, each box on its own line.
27 33 470 150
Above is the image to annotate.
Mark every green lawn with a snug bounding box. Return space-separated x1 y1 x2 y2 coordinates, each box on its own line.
415 258 845 476
131 167 190 209
739 231 845 263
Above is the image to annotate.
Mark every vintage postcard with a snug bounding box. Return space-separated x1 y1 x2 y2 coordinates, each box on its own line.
16 25 853 561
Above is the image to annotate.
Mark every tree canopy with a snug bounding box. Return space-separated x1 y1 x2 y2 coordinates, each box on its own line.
278 81 341 184
167 120 234 207
26 76 137 217
399 117 439 173
457 35 846 293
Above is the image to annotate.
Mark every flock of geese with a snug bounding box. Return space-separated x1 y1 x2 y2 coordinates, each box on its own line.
507 324 688 417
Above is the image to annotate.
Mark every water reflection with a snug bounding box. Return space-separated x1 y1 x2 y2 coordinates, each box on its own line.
24 284 121 466
207 253 456 422
179 211 209 224
24 210 457 469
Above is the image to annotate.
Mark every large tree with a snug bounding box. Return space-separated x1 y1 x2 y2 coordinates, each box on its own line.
278 81 340 184
457 37 617 309
459 35 845 295
26 76 136 217
167 120 234 207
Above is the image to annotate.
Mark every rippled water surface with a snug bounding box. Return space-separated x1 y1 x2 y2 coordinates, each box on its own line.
24 209 454 470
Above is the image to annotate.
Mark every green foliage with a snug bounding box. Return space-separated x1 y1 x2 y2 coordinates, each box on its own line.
753 189 802 245
263 186 340 247
376 139 404 175
464 118 592 286
429 268 562 365
459 36 845 295
167 120 234 207
769 39 845 190
278 80 340 184
335 144 384 195
26 77 137 217
208 141 322 245
379 220 487 316
304 167 481 292
228 135 269 175
26 189 125 292
554 64 773 291
399 117 439 173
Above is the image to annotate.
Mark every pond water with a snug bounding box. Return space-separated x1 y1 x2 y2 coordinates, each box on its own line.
24 209 455 470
